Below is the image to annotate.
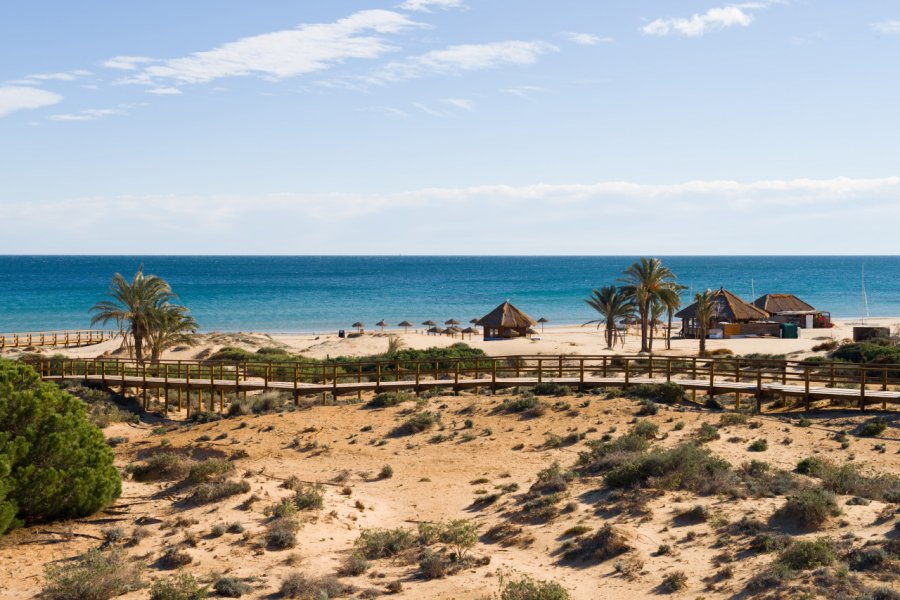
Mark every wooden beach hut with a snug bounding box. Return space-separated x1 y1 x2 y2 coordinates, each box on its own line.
752 294 831 328
476 300 537 340
676 288 769 339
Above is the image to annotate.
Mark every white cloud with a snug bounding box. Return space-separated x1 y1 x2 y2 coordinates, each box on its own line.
103 56 155 70
0 86 63 117
366 40 557 84
48 107 126 122
562 32 614 45
360 106 408 117
397 0 465 12
500 85 544 99
123 10 421 86
441 97 474 110
873 20 900 35
5 176 899 254
147 87 182 95
25 70 91 82
411 101 444 117
642 3 771 37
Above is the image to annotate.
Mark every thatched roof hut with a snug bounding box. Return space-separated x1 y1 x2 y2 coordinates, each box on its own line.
676 288 768 337
476 300 537 340
752 294 815 314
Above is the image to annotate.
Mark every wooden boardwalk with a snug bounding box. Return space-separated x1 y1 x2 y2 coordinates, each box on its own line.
1 330 117 349
30 354 900 416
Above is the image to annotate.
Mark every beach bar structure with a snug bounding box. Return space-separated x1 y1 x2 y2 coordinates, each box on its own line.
753 294 831 328
476 300 537 340
676 288 772 339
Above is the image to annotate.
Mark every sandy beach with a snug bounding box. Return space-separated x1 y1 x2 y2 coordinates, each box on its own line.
21 317 900 363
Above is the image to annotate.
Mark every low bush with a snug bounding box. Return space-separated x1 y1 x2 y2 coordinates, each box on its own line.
266 516 299 549
43 549 142 600
185 459 233 485
338 553 369 576
831 342 900 364
439 519 478 560
367 391 416 408
719 412 751 427
748 439 769 452
532 382 570 397
354 527 415 559
562 524 631 563
190 479 251 504
776 487 840 529
778 539 835 570
159 547 192 569
697 422 720 442
603 443 736 496
126 453 190 482
150 572 208 600
849 546 890 572
392 411 436 436
858 417 888 437
628 383 685 404
293 484 324 510
636 399 659 416
796 457 899 502
279 572 353 598
746 562 795 592
501 576 570 600
660 571 687 593
418 549 448 579
213 576 250 598
379 464 394 479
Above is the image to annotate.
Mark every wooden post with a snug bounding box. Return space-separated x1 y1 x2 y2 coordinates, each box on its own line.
602 355 608 378
666 358 672 383
332 364 338 400
357 364 362 401
579 358 585 391
804 367 811 412
515 357 521 379
142 363 148 409
782 362 787 385
648 356 653 379
491 359 497 392
164 365 169 415
830 363 836 388
454 361 460 389
558 356 563 378
859 369 867 411
756 368 763 413
708 360 715 398
376 363 382 390
416 362 421 395
537 358 543 384
624 358 630 387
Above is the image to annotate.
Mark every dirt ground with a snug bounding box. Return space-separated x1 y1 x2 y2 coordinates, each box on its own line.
1 388 897 599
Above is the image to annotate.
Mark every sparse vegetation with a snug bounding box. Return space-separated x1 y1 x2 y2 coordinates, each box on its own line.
562 524 631 563
500 576 570 600
43 549 142 600
279 572 353 599
775 487 841 529
150 573 208 600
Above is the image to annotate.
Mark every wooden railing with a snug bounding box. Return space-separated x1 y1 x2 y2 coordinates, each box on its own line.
24 354 900 416
0 330 118 349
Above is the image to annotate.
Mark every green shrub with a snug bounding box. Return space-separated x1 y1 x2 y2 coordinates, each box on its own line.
339 553 369 576
795 457 899 502
746 562 795 591
562 524 631 563
439 519 479 560
185 459 233 485
719 412 750 427
501 396 541 413
532 382 570 397
393 411 436 435
354 527 415 559
213 576 250 598
778 539 836 570
379 464 394 479
858 418 888 437
776 487 840 529
150 572 208 600
418 550 448 579
636 399 659 416
279 572 353 599
190 479 250 504
831 342 900 364
501 576 570 600
43 549 142 600
266 516 299 549
367 391 416 408
631 421 659 439
748 439 769 452
0 360 121 534
603 443 736 495
628 383 685 404
697 422 720 442
849 546 889 571
660 571 688 593
293 484 324 510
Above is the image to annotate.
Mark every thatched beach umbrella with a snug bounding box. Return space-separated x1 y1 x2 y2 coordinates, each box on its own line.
398 320 413 333
445 318 460 326
469 318 479 332
445 326 463 338
352 322 364 334
422 320 436 327
427 326 441 335
462 326 477 340
537 317 549 332
376 319 388 332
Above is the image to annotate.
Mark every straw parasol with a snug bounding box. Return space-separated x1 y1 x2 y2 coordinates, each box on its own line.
461 326 477 339
444 326 463 337
422 320 437 327
537 317 549 332
376 319 388 332
445 318 460 326
427 326 441 335
398 320 413 333
469 318 479 331
352 322 364 334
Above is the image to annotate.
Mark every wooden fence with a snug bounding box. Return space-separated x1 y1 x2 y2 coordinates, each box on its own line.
25 354 900 417
1 330 118 349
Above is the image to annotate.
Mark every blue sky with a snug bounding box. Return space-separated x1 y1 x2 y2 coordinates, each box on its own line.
1 0 899 254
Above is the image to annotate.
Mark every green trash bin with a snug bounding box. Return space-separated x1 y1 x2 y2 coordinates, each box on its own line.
780 323 799 339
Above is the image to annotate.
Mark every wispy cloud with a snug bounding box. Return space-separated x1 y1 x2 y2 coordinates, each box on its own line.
500 85 544 99
873 20 900 35
103 56 155 70
360 106 409 117
642 3 775 37
562 32 614 45
24 69 91 82
0 86 63 117
121 10 422 87
147 87 182 95
365 40 557 84
48 107 126 122
396 0 465 12
6 177 899 254
441 97 474 110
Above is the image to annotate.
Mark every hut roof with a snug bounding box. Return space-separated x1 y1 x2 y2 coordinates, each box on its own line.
476 300 537 329
752 294 815 314
675 288 769 322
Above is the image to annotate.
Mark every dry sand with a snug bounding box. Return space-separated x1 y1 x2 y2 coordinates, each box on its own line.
1 389 897 599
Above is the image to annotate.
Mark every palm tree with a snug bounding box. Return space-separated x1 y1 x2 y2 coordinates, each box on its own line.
583 286 636 349
385 334 406 356
619 257 677 353
659 283 687 350
648 299 665 353
91 267 175 363
146 305 198 362
694 289 717 356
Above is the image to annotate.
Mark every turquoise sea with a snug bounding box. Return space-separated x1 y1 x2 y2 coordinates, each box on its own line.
0 256 895 333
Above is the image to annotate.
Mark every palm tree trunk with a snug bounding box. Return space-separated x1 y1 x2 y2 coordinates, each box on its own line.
606 321 614 348
666 310 673 350
639 302 649 353
134 332 144 363
699 327 707 356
